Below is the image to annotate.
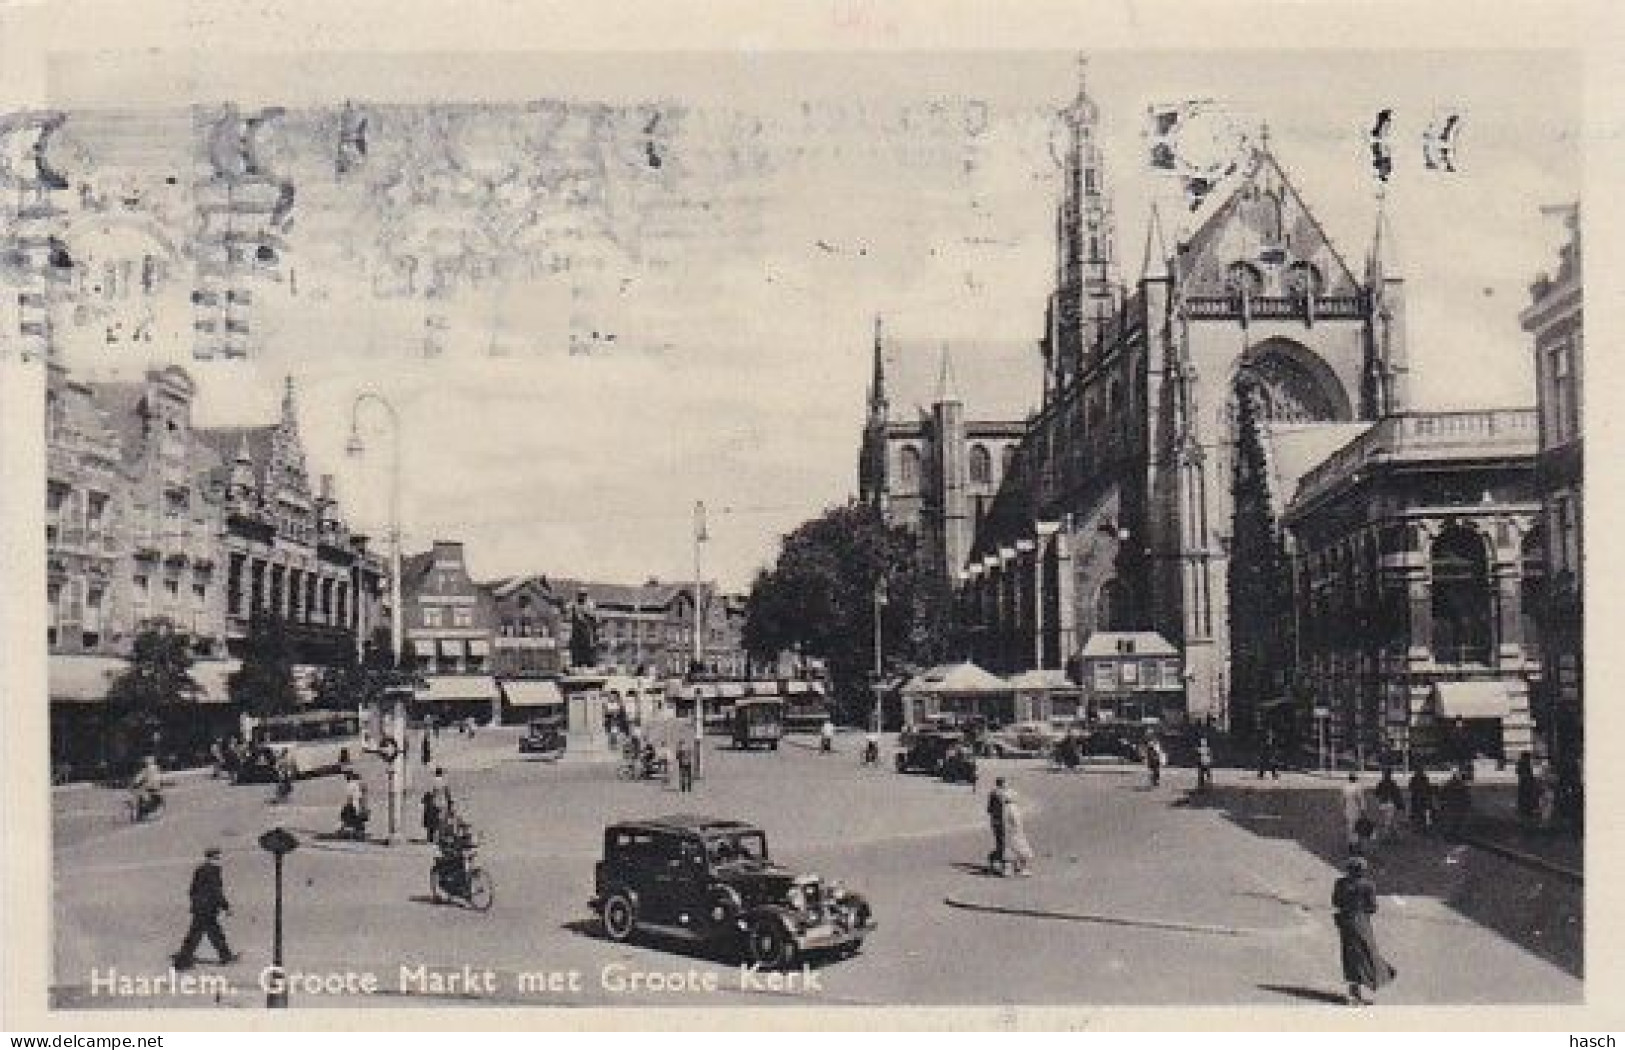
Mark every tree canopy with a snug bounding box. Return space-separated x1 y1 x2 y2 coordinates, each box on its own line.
1227 379 1296 739
743 502 960 722
105 619 201 732
229 610 301 718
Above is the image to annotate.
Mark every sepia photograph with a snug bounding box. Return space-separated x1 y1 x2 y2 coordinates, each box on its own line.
0 12 1598 1029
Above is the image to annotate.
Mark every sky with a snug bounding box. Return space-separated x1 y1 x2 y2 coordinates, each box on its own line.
43 49 1580 591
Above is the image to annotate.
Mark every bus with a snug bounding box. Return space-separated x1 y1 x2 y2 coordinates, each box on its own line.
730 696 784 750
237 708 363 782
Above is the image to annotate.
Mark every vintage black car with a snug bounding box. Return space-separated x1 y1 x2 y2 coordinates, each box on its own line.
894 730 978 784
518 716 568 756
1051 728 1144 767
590 816 874 968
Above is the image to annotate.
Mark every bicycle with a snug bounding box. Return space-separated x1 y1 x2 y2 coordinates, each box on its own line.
430 844 494 911
125 792 165 824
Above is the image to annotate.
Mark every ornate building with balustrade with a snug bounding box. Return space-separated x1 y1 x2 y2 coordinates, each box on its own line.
1522 209 1582 769
959 66 1409 732
1280 411 1541 763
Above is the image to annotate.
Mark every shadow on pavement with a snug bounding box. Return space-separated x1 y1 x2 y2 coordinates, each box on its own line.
1256 983 1350 1005
1174 782 1582 978
949 861 1006 879
559 919 851 971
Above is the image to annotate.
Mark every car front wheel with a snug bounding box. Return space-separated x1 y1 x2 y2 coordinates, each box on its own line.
602 892 637 943
747 914 797 970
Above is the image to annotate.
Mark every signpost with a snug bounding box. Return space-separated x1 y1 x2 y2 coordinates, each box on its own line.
257 826 300 1009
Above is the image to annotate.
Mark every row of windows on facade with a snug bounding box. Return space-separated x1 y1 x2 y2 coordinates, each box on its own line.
1548 494 1580 577
1085 658 1185 691
895 443 1014 488
420 606 476 629
1542 332 1580 448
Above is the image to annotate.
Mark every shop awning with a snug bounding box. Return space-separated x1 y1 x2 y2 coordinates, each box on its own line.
422 675 499 703
747 681 779 696
436 639 463 657
50 656 240 705
785 680 811 694
191 660 241 705
467 638 491 657
716 683 747 698
49 655 126 704
501 679 564 708
1432 681 1514 720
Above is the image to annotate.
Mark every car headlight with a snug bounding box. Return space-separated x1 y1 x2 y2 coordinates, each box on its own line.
786 885 805 910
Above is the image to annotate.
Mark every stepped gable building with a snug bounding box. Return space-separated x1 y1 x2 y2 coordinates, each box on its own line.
857 319 1033 582
46 365 387 772
960 64 1410 730
194 378 389 666
480 575 748 678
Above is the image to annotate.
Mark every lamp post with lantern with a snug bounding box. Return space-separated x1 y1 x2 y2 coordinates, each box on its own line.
346 391 406 845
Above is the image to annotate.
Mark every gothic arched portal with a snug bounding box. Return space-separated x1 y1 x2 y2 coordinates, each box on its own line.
1223 337 1353 428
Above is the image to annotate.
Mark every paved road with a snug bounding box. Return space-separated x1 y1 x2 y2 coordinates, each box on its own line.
52 729 1581 1010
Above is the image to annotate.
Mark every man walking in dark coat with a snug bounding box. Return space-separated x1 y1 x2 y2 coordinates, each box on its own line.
986 778 1010 875
172 847 237 969
676 739 695 793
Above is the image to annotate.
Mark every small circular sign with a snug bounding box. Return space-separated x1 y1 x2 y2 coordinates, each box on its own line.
377 736 399 763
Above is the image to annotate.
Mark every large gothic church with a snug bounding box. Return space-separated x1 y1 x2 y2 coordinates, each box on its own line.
870 65 1409 731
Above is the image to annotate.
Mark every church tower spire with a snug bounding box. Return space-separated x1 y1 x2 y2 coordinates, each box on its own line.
1363 195 1409 415
868 314 888 422
1048 54 1118 395
280 375 299 432
935 343 961 405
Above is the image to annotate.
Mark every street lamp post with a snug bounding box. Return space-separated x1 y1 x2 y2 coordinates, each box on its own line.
257 827 300 1009
872 575 887 733
692 500 707 777
347 392 406 844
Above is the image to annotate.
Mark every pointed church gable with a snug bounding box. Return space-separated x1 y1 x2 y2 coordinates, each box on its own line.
1173 150 1360 301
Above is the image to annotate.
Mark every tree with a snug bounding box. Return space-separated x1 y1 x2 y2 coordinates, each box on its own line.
229 610 300 718
744 502 961 723
105 619 201 761
1227 379 1296 742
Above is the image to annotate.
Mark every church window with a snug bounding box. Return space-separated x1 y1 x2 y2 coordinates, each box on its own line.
898 445 921 488
1285 261 1324 298
1084 167 1098 194
1224 262 1264 298
1095 579 1126 632
969 444 992 485
1251 191 1285 244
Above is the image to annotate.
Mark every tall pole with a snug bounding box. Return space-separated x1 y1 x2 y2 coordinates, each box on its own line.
872 576 886 733
268 851 285 1008
348 392 405 843
693 500 707 775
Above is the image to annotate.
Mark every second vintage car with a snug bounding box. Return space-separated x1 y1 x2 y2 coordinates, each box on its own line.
894 730 978 785
590 816 875 968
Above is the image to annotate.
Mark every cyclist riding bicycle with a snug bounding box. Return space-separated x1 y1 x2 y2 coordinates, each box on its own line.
130 755 164 819
433 807 478 884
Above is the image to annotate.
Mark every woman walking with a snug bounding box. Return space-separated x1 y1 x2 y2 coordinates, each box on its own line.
1002 789 1035 877
1333 856 1396 1005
